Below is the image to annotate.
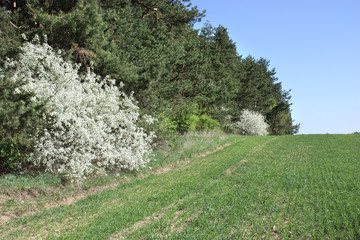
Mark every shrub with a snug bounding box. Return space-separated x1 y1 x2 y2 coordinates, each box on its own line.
0 140 26 173
169 104 221 133
198 114 221 131
170 104 199 133
229 109 269 136
3 36 154 181
147 116 178 144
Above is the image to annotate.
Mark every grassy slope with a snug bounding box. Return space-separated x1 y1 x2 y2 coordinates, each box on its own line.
1 134 360 239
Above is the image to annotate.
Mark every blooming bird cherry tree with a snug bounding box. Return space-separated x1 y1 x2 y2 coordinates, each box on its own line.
3 36 154 181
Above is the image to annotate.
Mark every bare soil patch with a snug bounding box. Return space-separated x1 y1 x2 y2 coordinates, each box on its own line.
225 159 248 175
0 179 128 225
170 211 198 234
198 142 233 158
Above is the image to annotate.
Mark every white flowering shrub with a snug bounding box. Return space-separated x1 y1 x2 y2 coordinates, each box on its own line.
230 109 269 136
3 36 154 181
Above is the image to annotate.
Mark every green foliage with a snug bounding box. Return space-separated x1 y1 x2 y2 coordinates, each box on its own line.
167 104 221 133
0 8 22 66
0 75 44 173
1 0 299 139
143 116 178 144
170 104 198 133
198 114 221 131
160 117 178 133
0 141 24 171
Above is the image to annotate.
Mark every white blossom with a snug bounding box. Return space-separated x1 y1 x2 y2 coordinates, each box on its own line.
3 37 154 181
231 109 269 136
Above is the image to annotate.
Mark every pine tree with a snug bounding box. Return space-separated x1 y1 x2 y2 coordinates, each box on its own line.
0 0 299 136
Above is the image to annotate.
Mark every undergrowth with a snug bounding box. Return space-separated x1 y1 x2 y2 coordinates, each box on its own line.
0 131 234 223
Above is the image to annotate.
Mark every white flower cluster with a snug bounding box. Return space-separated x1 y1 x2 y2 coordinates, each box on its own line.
231 109 269 136
4 36 154 181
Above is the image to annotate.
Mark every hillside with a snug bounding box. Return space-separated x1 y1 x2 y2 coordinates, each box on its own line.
1 134 359 239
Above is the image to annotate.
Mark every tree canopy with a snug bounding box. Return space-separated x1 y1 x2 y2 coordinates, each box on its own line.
0 0 299 137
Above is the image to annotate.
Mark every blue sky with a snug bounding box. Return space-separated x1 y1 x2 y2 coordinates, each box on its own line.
191 0 360 134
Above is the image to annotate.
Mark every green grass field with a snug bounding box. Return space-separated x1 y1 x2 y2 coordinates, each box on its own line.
1 134 359 239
